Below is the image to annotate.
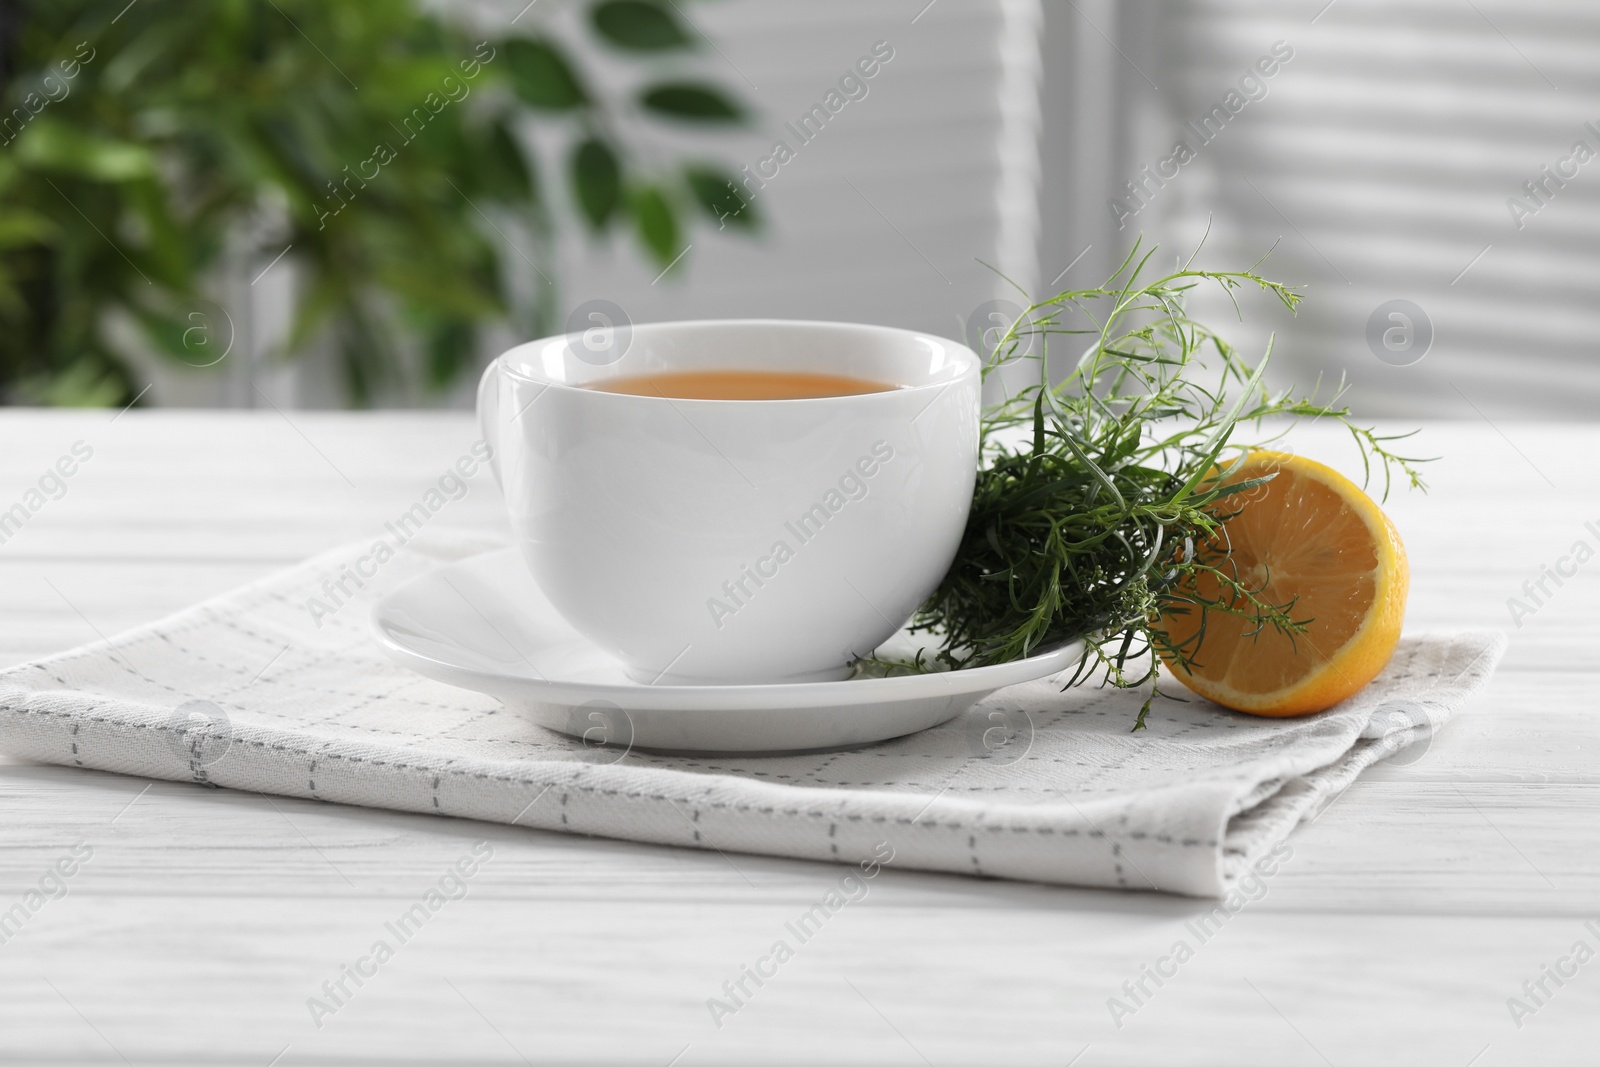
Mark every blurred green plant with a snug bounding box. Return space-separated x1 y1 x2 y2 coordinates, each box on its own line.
0 0 757 406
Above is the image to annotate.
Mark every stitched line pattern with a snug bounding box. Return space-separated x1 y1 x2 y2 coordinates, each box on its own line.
0 538 1499 893
0 700 1226 848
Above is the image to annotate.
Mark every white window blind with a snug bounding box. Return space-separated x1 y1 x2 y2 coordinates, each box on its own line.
557 0 1045 347
1094 0 1600 419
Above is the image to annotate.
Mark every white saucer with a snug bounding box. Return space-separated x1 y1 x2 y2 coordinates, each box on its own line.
371 548 1084 753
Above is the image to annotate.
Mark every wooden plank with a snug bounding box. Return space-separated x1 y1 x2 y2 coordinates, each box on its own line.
0 410 1592 1063
0 798 1592 1064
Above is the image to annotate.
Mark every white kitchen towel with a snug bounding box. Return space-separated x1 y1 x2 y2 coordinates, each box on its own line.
0 530 1505 897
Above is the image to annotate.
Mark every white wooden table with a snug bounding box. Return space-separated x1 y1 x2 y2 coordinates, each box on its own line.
0 410 1593 1066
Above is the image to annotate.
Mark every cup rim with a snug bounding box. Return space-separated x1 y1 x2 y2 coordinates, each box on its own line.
493 317 981 402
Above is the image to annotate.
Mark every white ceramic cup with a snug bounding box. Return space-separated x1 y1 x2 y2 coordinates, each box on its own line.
476 319 979 685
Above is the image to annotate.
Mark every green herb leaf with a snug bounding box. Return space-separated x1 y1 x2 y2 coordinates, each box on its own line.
883 236 1432 731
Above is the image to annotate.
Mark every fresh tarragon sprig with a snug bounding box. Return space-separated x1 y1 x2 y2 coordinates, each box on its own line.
874 237 1428 730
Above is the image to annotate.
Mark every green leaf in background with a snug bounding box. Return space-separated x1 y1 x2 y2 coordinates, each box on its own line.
503 38 587 110
591 1 692 51
0 211 56 249
638 82 743 122
0 0 755 408
480 119 538 204
25 355 127 407
684 165 758 230
13 119 156 182
629 184 679 266
287 273 346 355
571 138 622 230
425 318 476 389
